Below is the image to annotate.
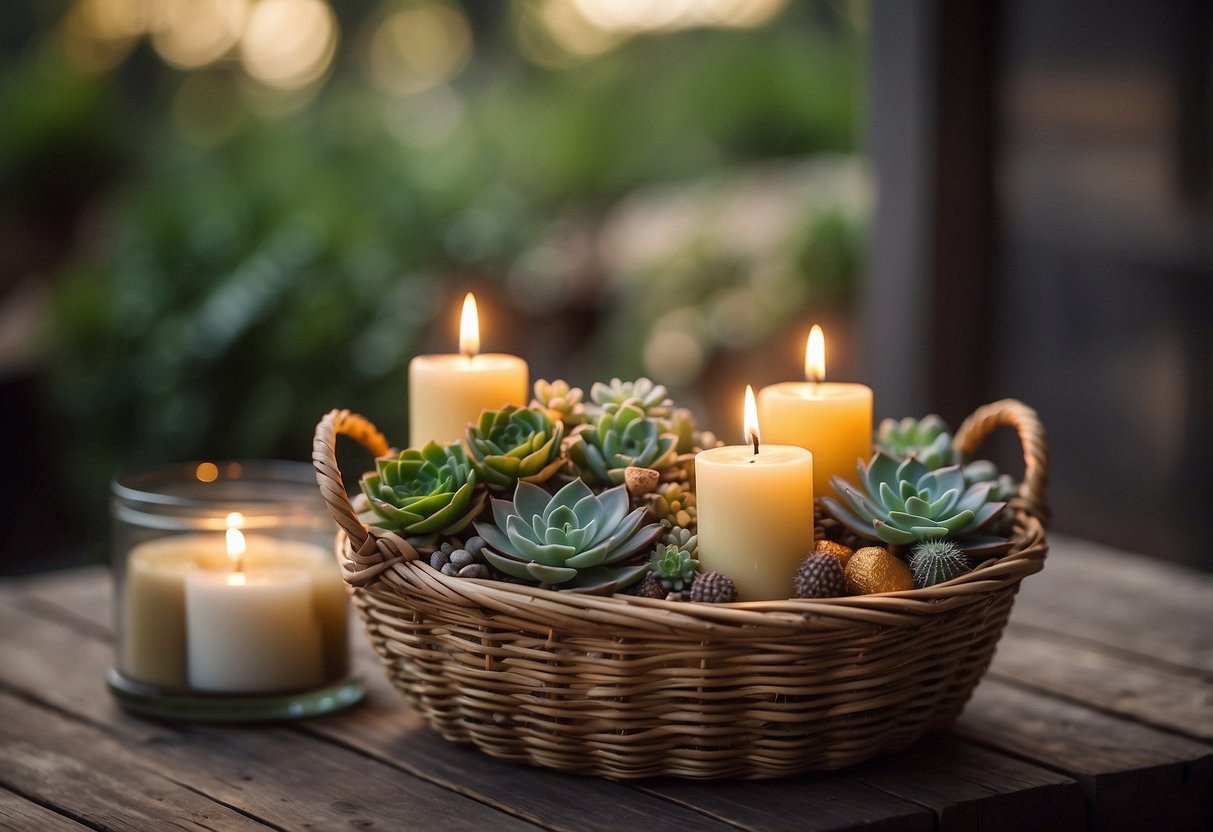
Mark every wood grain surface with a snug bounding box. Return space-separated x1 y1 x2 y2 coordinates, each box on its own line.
1 534 1210 831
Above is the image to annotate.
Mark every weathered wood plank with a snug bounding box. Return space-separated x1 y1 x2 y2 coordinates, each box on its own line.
1 566 112 634
1 578 932 832
306 661 742 832
0 606 543 832
637 776 933 832
0 691 271 832
956 678 1213 832
993 624 1213 741
0 787 93 831
1012 534 1213 673
848 734 1087 832
1 581 739 832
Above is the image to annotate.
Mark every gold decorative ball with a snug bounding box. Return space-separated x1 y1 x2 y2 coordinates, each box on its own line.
813 539 855 570
845 546 914 595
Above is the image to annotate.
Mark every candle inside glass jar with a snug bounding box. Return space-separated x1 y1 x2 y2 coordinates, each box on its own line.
183 517 324 693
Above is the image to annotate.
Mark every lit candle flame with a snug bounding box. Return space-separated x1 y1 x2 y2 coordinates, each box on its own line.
459 292 480 358
805 324 825 384
225 511 246 573
743 384 760 454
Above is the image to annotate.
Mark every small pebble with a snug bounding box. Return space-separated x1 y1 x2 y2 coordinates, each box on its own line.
440 541 454 555
449 549 474 568
430 551 449 569
440 563 458 576
458 564 488 579
464 536 486 557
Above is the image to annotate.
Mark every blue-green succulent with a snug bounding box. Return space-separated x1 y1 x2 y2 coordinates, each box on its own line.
587 377 673 421
474 479 662 594
821 451 1012 558
876 415 958 469
567 403 678 485
649 544 699 591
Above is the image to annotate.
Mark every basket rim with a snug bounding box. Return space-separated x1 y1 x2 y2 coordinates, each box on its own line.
318 397 1050 635
335 512 1046 634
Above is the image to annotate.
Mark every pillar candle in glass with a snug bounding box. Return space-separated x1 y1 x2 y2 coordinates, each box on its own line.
110 461 362 721
184 524 325 693
758 325 873 497
408 293 529 447
695 386 815 601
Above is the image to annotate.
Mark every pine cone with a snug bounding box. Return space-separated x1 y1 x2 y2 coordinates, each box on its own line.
794 553 847 598
690 570 737 603
631 572 666 599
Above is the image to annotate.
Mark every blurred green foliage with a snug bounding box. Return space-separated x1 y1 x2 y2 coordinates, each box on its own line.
4 1 868 547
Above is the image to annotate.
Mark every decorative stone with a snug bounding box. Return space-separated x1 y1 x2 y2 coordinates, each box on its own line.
625 466 661 496
813 539 855 570
845 547 914 595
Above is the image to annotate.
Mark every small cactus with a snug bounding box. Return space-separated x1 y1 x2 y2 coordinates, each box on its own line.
908 540 971 588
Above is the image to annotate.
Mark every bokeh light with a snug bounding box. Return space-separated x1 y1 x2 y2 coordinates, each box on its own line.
366 4 473 96
522 0 789 63
152 0 248 70
240 0 337 90
57 0 152 71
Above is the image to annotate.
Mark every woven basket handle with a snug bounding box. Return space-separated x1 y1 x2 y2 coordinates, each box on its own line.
313 409 420 585
953 399 1049 526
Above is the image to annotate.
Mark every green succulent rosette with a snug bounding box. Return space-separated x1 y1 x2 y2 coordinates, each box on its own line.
358 442 485 537
587 377 673 421
875 415 958 469
649 543 699 591
821 451 1012 558
465 405 565 491
474 479 662 594
875 415 1019 532
530 379 587 427
567 403 678 486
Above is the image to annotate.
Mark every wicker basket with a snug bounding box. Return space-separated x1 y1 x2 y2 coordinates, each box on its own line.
312 399 1048 780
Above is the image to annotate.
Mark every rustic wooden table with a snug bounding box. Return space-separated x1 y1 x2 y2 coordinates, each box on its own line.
1 533 1210 832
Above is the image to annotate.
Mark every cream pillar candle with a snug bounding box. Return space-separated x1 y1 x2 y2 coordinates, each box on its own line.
121 539 227 687
184 567 324 693
120 522 347 688
758 325 873 497
408 293 529 447
695 386 814 601
244 539 349 680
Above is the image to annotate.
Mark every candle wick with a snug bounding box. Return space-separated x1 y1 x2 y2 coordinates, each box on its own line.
233 553 243 574
751 434 760 456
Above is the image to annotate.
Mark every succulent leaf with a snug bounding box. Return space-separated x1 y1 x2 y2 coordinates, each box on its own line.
875 414 960 469
358 442 484 538
530 379 587 427
821 451 1012 556
649 543 700 591
567 403 678 485
587 377 674 421
474 479 662 594
465 405 565 491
